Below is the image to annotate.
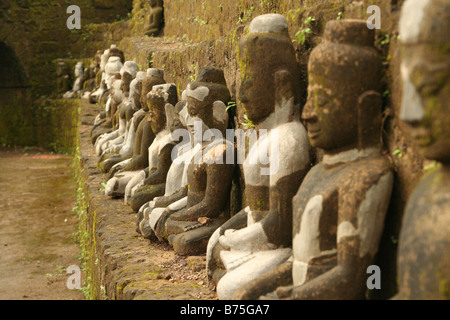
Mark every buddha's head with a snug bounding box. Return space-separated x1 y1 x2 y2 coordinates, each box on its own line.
238 14 301 124
302 20 383 154
140 68 166 112
129 71 147 110
399 0 450 164
185 67 231 141
120 61 139 95
146 83 178 134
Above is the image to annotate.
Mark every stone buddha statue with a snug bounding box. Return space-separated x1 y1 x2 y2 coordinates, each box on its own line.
56 59 70 95
396 0 450 300
63 61 84 99
123 83 179 210
98 71 148 173
148 66 235 256
105 56 123 91
136 93 190 238
105 68 165 197
90 55 124 144
89 47 112 104
205 14 311 300
90 44 125 104
95 61 139 156
144 0 164 36
237 19 394 300
95 75 124 155
82 60 99 98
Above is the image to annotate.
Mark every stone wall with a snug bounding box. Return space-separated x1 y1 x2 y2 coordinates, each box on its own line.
0 0 132 149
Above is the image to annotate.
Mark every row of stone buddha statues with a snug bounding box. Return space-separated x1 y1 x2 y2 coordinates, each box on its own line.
64 0 449 300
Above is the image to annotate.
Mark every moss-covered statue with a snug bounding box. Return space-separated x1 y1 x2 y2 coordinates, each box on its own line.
56 59 70 95
144 0 164 36
99 71 148 173
205 14 311 300
236 20 393 300
63 62 84 99
90 55 124 144
136 93 190 237
396 0 450 300
145 67 235 256
89 44 124 105
123 83 179 210
95 61 139 157
104 68 165 197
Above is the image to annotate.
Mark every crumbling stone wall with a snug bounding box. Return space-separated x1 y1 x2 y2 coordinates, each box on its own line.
0 0 132 148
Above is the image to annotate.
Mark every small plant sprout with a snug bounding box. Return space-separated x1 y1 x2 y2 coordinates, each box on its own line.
241 114 255 129
226 101 236 111
393 149 403 158
293 16 315 45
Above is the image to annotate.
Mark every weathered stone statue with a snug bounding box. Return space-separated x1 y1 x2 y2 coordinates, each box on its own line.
124 83 179 210
205 14 311 300
95 75 124 155
149 66 235 256
56 59 70 95
89 56 125 144
95 61 140 156
89 48 111 104
81 61 99 98
137 93 190 238
235 19 394 300
98 71 148 173
105 56 123 90
90 45 124 104
396 0 450 300
63 61 84 99
105 68 165 197
144 0 164 36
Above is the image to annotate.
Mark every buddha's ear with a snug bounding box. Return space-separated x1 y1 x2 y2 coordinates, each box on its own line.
357 90 382 149
165 103 175 128
274 69 293 103
212 100 229 126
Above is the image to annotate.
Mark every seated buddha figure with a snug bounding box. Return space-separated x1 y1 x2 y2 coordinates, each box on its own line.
104 69 165 197
123 83 179 209
63 61 84 99
56 59 70 95
396 0 450 300
206 14 311 300
136 93 191 238
98 71 148 173
144 0 164 36
149 67 235 256
90 56 124 144
236 20 394 300
95 61 139 156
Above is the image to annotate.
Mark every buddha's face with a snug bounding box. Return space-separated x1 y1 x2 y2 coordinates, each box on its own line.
120 71 133 94
140 86 151 112
400 43 450 163
147 91 166 133
186 84 218 144
186 94 210 142
302 71 359 153
168 102 185 132
130 79 142 110
238 44 274 124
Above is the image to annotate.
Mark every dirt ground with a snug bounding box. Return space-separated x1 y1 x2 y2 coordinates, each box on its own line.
0 146 84 300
